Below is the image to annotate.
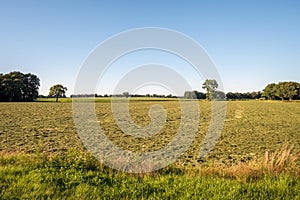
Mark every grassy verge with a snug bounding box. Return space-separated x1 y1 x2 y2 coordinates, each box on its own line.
1 148 299 199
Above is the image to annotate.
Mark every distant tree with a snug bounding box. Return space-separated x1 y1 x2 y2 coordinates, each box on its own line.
251 91 262 99
0 71 40 102
202 79 218 100
262 83 277 100
22 73 40 101
122 92 130 98
212 90 226 100
276 82 300 101
195 91 206 99
285 81 300 100
226 91 262 100
184 91 196 99
183 91 189 99
4 72 23 101
226 92 235 100
275 82 286 101
184 90 206 99
262 81 300 101
49 84 67 102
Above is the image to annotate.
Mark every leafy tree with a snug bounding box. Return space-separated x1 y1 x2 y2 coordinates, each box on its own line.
251 91 262 99
262 81 300 101
212 90 226 100
195 91 206 99
276 82 300 101
0 71 40 102
49 84 67 102
184 91 196 99
286 81 300 100
3 72 23 101
202 79 218 100
122 92 130 98
226 91 262 100
183 91 206 99
262 83 277 100
22 73 40 101
226 92 235 100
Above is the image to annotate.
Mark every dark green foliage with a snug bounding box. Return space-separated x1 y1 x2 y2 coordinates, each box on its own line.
0 71 40 102
211 90 226 100
263 83 279 100
184 90 206 99
262 81 300 100
226 91 262 100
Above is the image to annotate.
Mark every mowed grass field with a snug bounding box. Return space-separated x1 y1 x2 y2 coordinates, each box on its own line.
1 99 299 164
1 99 300 199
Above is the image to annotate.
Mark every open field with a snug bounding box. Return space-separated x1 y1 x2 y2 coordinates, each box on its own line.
1 99 300 198
1 99 299 165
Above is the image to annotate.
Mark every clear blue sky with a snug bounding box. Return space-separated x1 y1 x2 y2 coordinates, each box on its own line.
1 0 299 96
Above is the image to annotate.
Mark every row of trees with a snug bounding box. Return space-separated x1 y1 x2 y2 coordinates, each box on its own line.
71 93 177 98
184 91 206 99
226 91 262 100
262 81 300 100
70 80 299 101
1 71 299 102
184 80 226 100
0 71 40 101
184 90 262 100
184 80 300 101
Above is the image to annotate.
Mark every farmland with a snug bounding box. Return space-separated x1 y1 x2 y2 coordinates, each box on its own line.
1 99 300 198
1 99 299 164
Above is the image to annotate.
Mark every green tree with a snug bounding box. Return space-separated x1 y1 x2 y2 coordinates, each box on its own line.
184 91 195 99
0 71 40 102
262 81 300 101
211 90 226 100
2 72 23 101
262 83 277 100
276 82 300 101
202 79 218 100
49 84 67 102
122 92 130 98
22 73 40 101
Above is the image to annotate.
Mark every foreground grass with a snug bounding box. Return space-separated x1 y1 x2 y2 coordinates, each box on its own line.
1 150 300 199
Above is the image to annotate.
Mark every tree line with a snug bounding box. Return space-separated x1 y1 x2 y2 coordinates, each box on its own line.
184 80 300 101
184 91 262 100
71 93 177 98
1 71 299 102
